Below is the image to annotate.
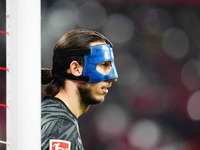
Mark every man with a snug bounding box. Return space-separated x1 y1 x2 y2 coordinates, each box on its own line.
41 29 118 150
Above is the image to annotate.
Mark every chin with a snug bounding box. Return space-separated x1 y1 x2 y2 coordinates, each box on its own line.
78 82 106 105
82 96 105 105
96 95 105 103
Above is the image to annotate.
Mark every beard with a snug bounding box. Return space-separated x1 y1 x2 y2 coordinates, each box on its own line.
77 81 104 105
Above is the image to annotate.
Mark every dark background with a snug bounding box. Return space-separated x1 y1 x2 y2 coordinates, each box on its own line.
1 0 200 149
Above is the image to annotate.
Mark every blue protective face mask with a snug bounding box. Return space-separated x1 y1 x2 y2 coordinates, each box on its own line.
53 44 118 82
83 44 118 82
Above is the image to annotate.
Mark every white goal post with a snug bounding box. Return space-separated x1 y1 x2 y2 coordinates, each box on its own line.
6 0 41 149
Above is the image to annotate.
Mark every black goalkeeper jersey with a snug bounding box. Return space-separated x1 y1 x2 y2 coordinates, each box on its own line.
41 96 84 150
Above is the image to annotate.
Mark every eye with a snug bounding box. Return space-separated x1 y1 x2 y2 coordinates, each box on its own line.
100 61 111 68
96 61 112 75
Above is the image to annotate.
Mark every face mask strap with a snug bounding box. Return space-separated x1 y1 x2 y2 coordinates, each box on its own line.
53 48 91 81
60 72 90 82
53 48 91 58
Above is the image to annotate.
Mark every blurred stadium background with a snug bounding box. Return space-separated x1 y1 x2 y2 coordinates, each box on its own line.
1 0 200 149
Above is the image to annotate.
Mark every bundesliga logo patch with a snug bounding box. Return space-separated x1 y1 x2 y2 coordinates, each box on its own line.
50 139 71 150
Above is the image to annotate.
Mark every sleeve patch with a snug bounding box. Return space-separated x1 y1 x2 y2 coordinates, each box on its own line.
50 139 71 150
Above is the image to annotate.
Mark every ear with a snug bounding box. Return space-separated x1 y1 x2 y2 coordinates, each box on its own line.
68 61 83 76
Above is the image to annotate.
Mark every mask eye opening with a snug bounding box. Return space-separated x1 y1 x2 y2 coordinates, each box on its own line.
96 61 112 75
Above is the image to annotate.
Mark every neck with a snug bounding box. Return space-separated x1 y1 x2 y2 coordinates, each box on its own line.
55 80 89 118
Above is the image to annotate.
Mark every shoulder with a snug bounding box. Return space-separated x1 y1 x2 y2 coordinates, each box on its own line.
41 118 82 150
49 118 79 139
41 96 78 124
41 96 83 150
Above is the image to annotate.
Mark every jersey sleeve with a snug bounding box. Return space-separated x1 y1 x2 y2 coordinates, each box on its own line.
41 118 79 150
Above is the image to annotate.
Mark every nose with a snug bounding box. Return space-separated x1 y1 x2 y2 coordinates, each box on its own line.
106 78 118 82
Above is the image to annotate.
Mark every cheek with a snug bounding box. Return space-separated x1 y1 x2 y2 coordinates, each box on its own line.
89 83 102 95
96 65 102 74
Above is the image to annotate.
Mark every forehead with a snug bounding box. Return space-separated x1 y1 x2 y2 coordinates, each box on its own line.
89 41 107 47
